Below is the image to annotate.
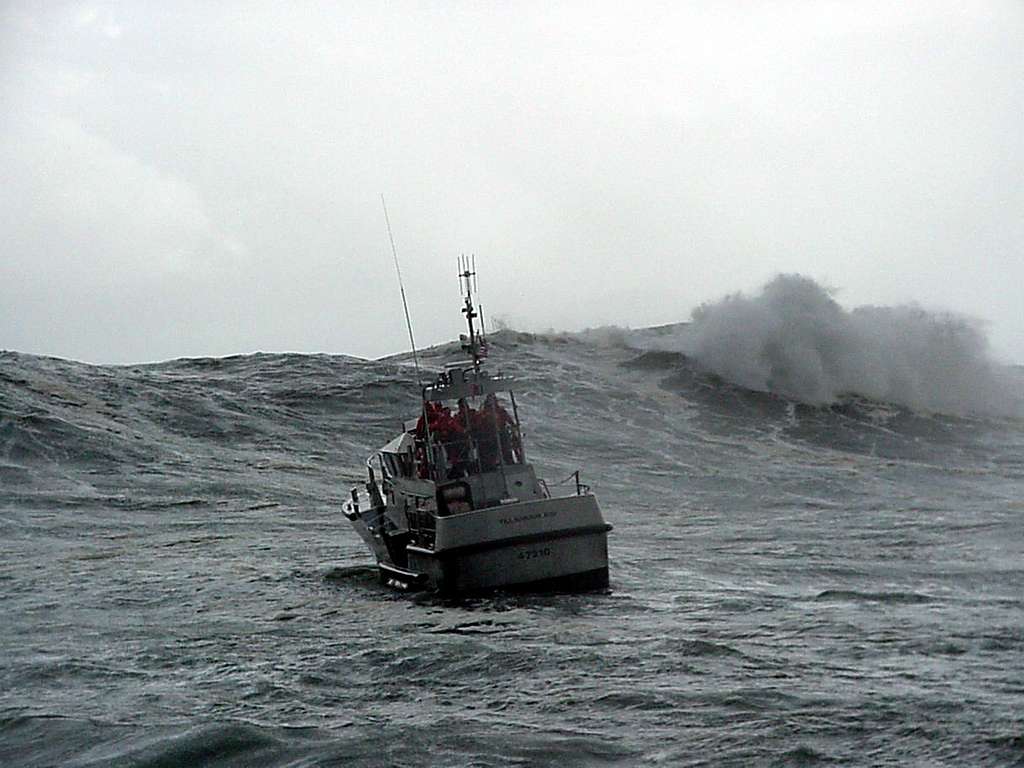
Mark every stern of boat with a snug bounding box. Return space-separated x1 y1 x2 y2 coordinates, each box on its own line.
406 493 611 595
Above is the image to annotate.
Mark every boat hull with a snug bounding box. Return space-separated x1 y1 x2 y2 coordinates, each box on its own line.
406 530 609 595
405 493 611 595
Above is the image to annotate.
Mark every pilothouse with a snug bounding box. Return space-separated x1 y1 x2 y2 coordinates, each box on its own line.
343 260 612 594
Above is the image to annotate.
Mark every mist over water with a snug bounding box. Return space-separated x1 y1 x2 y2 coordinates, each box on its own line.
637 274 1022 418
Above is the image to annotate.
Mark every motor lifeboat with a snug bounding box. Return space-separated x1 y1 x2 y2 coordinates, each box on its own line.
342 264 611 595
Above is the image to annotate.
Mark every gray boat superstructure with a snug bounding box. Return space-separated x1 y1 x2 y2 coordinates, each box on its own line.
343 264 611 595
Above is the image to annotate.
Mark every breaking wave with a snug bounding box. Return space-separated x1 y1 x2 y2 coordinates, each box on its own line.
635 275 1022 417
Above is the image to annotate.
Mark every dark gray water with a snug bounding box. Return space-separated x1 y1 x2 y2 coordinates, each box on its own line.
2 331 1023 767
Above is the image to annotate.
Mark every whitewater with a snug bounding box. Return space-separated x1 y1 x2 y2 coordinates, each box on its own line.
2 279 1023 767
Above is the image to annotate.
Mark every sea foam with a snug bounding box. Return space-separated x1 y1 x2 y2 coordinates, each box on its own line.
645 275 1021 417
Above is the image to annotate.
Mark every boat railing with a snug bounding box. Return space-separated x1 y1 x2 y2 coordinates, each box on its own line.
423 432 523 482
546 469 590 496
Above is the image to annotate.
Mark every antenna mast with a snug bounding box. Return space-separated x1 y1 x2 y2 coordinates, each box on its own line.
381 195 422 388
458 254 486 370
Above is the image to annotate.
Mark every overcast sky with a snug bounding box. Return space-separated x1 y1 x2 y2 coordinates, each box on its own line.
2 1 1022 364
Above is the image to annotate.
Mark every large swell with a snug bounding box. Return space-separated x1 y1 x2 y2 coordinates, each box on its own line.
2 317 1023 766
627 274 1024 418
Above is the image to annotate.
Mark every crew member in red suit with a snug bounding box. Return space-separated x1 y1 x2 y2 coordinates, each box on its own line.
474 394 519 467
444 400 473 477
414 402 448 477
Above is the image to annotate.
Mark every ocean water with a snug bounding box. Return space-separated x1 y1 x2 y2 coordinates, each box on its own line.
2 326 1023 767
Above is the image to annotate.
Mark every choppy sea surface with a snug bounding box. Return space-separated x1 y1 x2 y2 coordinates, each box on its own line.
2 329 1023 767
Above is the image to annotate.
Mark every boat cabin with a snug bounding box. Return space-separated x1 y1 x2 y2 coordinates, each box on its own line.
370 362 546 521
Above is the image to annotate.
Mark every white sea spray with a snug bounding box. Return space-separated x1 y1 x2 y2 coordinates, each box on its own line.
645 275 1022 417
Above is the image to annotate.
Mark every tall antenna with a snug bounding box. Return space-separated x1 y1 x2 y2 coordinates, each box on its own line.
473 254 487 344
458 254 487 369
381 195 422 388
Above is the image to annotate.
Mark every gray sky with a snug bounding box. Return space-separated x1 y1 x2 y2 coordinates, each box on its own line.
2 1 1022 364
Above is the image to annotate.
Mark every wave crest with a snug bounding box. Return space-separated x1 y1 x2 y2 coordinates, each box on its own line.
651 275 1021 417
